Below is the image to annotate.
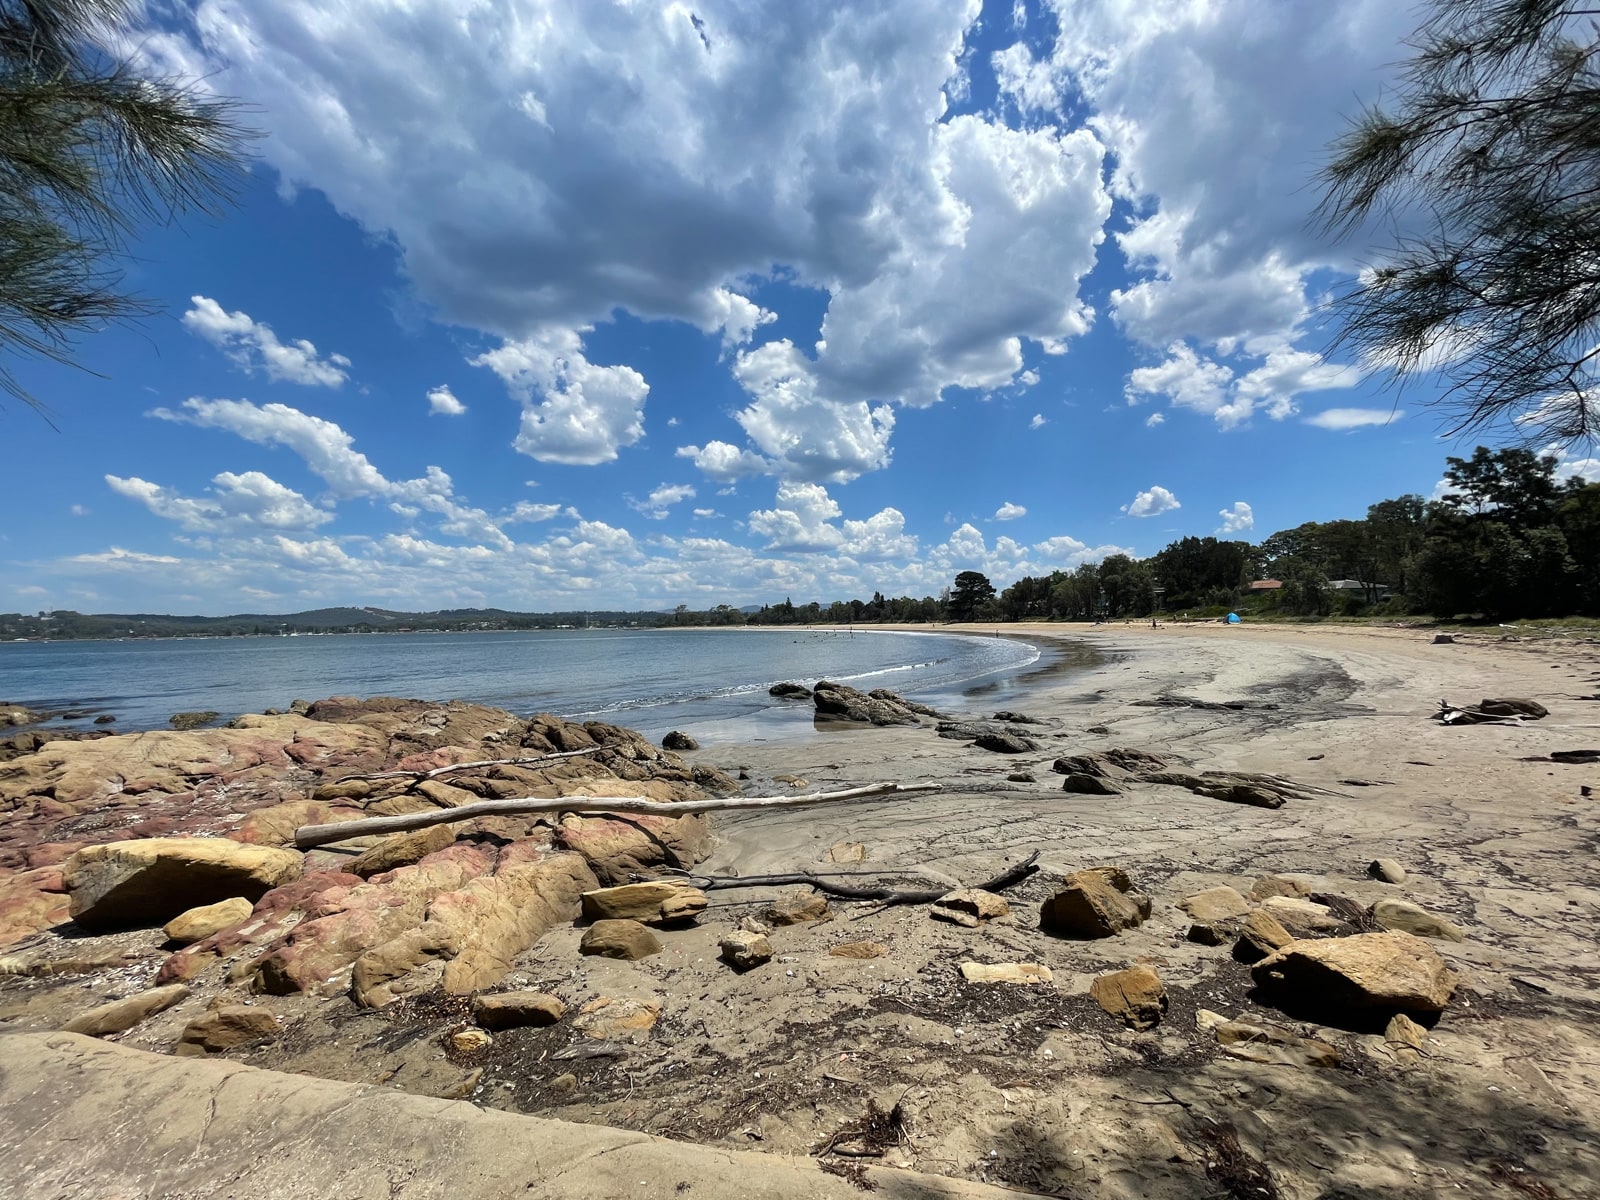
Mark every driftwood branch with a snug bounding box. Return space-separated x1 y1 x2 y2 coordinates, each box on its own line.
353 747 604 782
293 781 942 849
684 850 1042 908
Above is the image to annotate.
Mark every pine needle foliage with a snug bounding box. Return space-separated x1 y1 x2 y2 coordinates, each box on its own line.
0 0 251 416
1320 0 1600 444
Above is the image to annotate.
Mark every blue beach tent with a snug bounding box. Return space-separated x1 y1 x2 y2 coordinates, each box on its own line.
1225 612 1241 624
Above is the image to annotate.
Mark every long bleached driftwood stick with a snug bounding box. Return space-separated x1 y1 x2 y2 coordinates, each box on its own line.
293 781 942 849
352 747 604 782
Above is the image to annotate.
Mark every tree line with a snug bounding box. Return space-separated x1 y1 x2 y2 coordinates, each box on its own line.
725 447 1599 626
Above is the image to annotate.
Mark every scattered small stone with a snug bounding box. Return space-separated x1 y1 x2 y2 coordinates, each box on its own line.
61 984 190 1037
1089 966 1167 1030
1368 859 1407 884
473 991 565 1030
1233 910 1295 963
1039 866 1151 939
1432 633 1454 645
959 962 1052 985
578 919 662 961
768 682 812 699
1187 921 1239 946
1178 885 1251 923
1385 1012 1428 1051
737 916 771 935
169 710 220 731
1371 898 1466 942
661 731 699 751
828 941 889 959
825 841 866 864
718 930 773 971
764 889 830 926
1258 895 1352 938
992 711 1040 723
162 897 254 946
581 881 708 925
1007 772 1036 783
450 1028 493 1054
1213 1016 1339 1068
93 715 116 725
930 888 1010 928
1086 725 1110 735
571 997 661 1041
174 1005 282 1055
1249 874 1312 901
548 1072 579 1098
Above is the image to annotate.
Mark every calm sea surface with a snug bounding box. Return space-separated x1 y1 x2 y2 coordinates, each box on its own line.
0 628 1083 745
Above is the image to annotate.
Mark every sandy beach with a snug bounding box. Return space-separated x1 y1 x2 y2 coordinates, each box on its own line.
3 622 1599 1198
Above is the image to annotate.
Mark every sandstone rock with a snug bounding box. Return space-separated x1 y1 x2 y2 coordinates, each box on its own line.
450 1029 493 1054
1259 895 1351 939
974 732 1037 754
1368 858 1407 884
824 841 866 864
769 682 812 699
1187 921 1239 946
415 779 480 809
1178 885 1251 922
473 991 565 1030
350 925 460 1009
1372 898 1466 942
1233 909 1295 963
1250 874 1313 901
579 919 662 961
1007 772 1036 783
764 889 830 926
175 1005 281 1054
62 984 190 1037
718 930 773 971
0 865 70 948
1089 966 1166 1030
312 777 373 803
959 962 1052 985
555 813 712 886
1385 1012 1428 1050
828 941 888 959
572 996 661 1041
1039 867 1150 939
580 881 708 925
930 888 1010 928
661 731 699 751
348 825 457 877
64 838 303 930
235 799 340 847
1062 773 1123 795
548 1072 578 1097
1253 931 1457 1017
1213 1017 1340 1068
163 897 254 946
169 711 220 731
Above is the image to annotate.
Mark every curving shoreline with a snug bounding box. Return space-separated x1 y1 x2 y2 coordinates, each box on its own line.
2 623 1599 1197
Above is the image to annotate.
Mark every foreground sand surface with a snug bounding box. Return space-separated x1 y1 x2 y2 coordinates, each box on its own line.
3 622 1599 1198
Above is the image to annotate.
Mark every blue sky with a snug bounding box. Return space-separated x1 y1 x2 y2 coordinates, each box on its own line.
5 0 1595 615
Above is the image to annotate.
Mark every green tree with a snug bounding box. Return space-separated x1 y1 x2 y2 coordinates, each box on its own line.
1 0 252 413
1319 0 1600 440
947 571 996 622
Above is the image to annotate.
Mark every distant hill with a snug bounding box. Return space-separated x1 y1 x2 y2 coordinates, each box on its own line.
0 607 675 641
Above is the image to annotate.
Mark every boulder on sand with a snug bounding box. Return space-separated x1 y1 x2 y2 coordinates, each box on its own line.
1371 898 1466 942
768 683 812 699
163 897 255 946
579 919 662 961
473 991 565 1030
581 881 708 924
1039 866 1151 939
661 731 698 751
1252 930 1457 1020
175 1005 282 1055
63 839 303 930
811 681 934 726
1089 966 1167 1030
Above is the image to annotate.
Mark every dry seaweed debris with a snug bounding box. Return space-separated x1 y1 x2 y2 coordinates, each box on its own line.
1193 1122 1281 1200
814 1092 912 1160
818 1160 877 1191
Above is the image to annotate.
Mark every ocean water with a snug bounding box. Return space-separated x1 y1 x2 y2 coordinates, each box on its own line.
0 627 1076 744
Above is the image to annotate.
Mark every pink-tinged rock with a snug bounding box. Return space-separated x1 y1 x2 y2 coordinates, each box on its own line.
63 839 304 931
233 800 343 847
555 812 712 886
0 866 70 947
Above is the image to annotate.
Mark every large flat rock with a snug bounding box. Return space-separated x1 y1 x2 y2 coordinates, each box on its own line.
0 1033 1038 1199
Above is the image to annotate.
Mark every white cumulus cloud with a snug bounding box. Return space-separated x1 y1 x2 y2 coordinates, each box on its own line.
994 502 1027 521
1217 501 1254 534
1304 407 1401 430
427 385 466 416
182 296 350 387
1124 485 1180 518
